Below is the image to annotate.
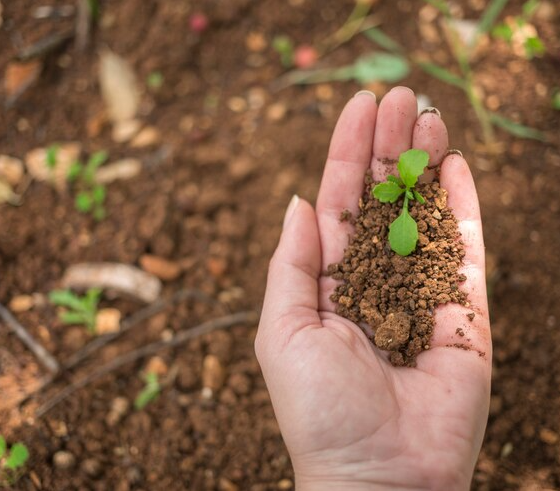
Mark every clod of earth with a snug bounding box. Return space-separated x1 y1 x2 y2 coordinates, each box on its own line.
328 172 467 366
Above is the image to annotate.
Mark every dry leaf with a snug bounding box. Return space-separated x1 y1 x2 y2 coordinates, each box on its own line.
0 155 24 185
99 49 140 123
4 60 42 104
95 158 142 184
0 179 20 205
61 262 161 303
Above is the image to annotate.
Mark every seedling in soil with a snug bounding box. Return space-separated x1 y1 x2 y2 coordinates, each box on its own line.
147 71 164 90
0 436 29 485
552 89 560 111
46 144 59 169
372 149 429 256
272 35 295 67
134 372 160 410
49 288 102 334
67 150 108 221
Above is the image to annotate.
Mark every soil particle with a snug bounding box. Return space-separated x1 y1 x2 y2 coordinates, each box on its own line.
328 173 467 366
467 312 476 321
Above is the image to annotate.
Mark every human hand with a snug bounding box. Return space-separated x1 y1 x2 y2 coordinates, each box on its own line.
255 87 491 491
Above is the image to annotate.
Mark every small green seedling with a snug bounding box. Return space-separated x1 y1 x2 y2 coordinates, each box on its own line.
372 149 429 256
46 144 59 170
49 288 102 334
0 436 29 485
147 71 164 90
134 372 160 410
67 150 108 221
272 35 295 67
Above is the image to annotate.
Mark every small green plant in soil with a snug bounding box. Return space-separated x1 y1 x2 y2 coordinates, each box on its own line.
49 288 101 334
372 149 429 256
551 89 560 111
147 70 164 90
46 144 59 169
67 150 108 220
0 436 29 485
134 372 160 410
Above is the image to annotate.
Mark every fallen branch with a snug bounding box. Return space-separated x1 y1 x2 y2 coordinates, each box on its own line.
0 303 60 374
64 288 215 370
35 310 258 417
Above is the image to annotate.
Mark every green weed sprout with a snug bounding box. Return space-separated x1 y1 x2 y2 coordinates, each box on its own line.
134 372 160 410
272 35 295 67
372 149 429 256
0 436 29 485
46 144 59 169
49 288 102 334
67 150 108 221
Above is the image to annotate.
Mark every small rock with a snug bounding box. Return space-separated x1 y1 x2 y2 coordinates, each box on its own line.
145 356 168 376
245 31 267 52
539 428 559 445
130 126 161 148
229 156 256 181
218 477 239 491
53 451 76 470
111 119 141 143
202 355 225 392
432 209 442 220
81 458 102 478
106 396 130 426
227 96 248 113
95 308 121 335
8 294 34 312
139 254 181 281
0 155 24 185
374 312 411 351
206 257 227 278
96 159 142 184
277 479 293 490
25 142 81 191
266 103 287 121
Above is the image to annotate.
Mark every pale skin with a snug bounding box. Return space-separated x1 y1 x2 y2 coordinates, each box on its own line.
255 87 492 490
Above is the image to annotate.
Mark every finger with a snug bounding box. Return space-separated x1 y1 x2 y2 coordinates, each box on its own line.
412 109 449 182
428 154 491 358
316 91 378 271
371 86 418 182
256 196 322 361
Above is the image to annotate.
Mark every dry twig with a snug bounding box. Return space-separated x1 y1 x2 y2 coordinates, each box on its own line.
35 310 258 417
0 303 60 374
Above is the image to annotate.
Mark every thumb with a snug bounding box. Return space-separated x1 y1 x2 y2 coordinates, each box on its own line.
256 195 322 361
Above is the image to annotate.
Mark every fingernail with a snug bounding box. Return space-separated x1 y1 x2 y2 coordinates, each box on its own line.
447 149 463 158
420 107 441 117
283 195 300 228
390 86 415 95
354 90 376 101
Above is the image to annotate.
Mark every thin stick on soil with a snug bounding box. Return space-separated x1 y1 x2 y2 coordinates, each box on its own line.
35 310 259 418
64 288 215 370
0 303 60 374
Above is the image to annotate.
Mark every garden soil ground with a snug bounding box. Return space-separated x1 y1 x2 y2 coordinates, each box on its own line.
1 0 560 489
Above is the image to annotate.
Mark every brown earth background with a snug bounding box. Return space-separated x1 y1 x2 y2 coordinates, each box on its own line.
1 0 560 489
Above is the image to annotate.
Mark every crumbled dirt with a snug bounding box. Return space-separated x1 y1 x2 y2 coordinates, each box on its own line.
328 175 467 366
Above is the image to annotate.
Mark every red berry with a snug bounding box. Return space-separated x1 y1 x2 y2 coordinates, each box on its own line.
189 13 209 33
294 45 318 68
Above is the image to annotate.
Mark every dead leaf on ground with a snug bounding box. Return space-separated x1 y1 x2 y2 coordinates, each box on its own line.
95 158 142 184
25 142 81 191
4 60 42 105
61 263 161 303
0 179 20 205
99 49 140 123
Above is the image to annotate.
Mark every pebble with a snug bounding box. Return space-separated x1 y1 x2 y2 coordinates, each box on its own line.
8 294 34 312
229 156 256 182
53 451 76 470
111 119 141 143
95 308 121 335
139 254 182 281
277 479 293 490
81 458 102 477
145 356 168 376
266 103 287 121
202 354 225 392
539 428 559 445
206 257 228 278
0 155 24 185
227 96 248 113
245 31 267 52
130 126 161 148
95 158 142 184
106 396 130 426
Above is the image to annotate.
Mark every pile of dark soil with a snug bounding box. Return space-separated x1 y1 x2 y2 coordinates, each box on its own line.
328 172 468 366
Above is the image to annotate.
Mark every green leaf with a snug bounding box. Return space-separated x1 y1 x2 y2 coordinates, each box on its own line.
76 192 93 212
134 372 160 410
552 89 560 110
49 290 85 311
84 288 102 311
362 27 403 53
492 23 514 42
67 162 83 182
423 0 451 16
387 175 402 185
5 443 29 470
46 145 59 169
93 206 106 222
0 435 6 459
413 190 426 204
60 311 88 325
147 71 164 89
92 185 106 205
388 208 418 256
522 0 540 19
397 149 429 188
88 0 100 20
477 0 510 35
352 53 410 83
272 35 294 67
524 36 545 58
405 189 414 200
84 151 108 184
416 62 466 89
489 113 546 141
372 182 405 203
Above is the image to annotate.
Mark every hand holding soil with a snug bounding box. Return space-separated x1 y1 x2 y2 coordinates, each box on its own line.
256 87 492 490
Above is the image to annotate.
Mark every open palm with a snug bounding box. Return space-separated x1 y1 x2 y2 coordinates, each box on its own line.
256 87 491 491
